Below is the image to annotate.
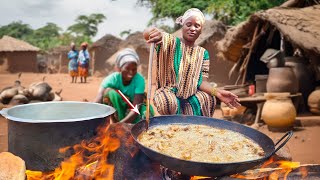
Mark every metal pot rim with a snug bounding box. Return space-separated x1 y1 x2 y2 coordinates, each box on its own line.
0 101 115 123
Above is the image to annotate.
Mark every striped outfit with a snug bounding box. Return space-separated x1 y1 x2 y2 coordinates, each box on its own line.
153 33 216 116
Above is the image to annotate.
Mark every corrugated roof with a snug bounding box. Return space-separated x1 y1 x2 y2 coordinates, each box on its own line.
0 36 40 52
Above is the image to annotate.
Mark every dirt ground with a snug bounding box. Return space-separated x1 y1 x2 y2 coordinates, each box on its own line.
0 73 320 165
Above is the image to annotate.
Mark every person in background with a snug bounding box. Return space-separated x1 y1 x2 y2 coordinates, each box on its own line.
67 42 79 83
93 48 154 123
77 42 90 83
143 8 241 117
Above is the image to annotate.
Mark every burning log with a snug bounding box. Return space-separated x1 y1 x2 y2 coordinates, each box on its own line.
231 156 320 180
0 152 26 180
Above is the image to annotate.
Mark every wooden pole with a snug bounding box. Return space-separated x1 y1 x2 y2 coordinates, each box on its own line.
91 51 95 76
146 43 155 130
58 54 62 74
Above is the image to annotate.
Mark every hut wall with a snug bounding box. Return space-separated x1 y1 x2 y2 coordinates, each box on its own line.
46 52 68 73
90 47 114 74
135 46 149 78
1 52 37 73
0 52 9 73
202 39 237 87
90 45 122 74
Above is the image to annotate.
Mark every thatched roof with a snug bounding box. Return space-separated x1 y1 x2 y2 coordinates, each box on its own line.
90 34 122 49
217 4 320 62
0 36 39 52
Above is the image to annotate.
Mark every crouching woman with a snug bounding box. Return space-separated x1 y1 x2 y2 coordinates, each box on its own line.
93 48 154 123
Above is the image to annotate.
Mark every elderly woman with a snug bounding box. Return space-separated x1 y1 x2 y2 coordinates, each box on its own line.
94 48 154 123
67 42 78 83
78 42 90 83
144 8 240 116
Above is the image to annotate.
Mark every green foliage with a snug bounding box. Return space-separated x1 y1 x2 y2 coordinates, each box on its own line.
138 0 286 26
24 23 62 51
120 29 132 38
0 21 33 40
67 13 106 37
138 0 210 22
0 13 104 51
207 0 286 25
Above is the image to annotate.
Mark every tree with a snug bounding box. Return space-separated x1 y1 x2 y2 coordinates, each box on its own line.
26 23 63 51
138 0 286 26
0 21 33 39
138 0 210 25
207 0 286 25
67 13 106 37
120 29 132 38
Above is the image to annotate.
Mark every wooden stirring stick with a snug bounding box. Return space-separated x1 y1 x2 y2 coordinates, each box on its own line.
146 43 155 130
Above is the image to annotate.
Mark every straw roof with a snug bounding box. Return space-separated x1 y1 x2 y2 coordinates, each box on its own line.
0 36 39 52
90 34 122 49
217 4 320 62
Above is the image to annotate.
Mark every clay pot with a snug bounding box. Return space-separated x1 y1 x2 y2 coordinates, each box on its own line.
285 57 316 106
266 67 299 93
261 93 296 129
308 87 320 114
255 75 268 93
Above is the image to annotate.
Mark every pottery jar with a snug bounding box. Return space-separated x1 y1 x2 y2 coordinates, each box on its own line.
261 93 296 128
266 67 299 93
308 87 320 114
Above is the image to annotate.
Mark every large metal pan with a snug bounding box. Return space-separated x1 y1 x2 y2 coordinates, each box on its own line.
131 115 292 177
0 101 115 171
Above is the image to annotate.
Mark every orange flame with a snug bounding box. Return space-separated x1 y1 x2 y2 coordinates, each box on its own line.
26 122 122 180
232 157 308 180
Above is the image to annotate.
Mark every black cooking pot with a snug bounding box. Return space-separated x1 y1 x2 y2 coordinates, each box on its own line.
0 101 115 171
131 115 292 177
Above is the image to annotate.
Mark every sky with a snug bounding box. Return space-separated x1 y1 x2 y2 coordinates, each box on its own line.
0 0 154 40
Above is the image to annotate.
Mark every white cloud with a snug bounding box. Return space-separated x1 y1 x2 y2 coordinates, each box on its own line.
0 0 152 40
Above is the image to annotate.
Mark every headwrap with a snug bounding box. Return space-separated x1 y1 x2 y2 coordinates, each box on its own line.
175 8 205 26
81 42 88 47
115 48 140 68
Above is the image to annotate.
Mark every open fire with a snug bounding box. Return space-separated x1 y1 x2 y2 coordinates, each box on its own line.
230 157 313 180
24 122 318 180
26 122 123 179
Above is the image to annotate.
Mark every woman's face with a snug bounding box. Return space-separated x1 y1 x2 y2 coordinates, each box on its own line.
182 16 202 44
121 62 137 83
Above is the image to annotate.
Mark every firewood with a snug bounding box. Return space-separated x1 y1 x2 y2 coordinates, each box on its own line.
0 152 26 180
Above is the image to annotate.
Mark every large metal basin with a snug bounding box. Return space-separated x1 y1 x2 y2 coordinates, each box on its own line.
0 101 115 171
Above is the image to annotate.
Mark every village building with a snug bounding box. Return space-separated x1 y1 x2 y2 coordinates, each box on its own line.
45 45 70 73
216 2 320 114
89 34 122 76
0 36 39 73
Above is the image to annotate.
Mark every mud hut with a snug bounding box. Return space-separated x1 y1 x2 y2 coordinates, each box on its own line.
45 46 70 74
0 36 39 73
89 34 122 76
216 1 320 109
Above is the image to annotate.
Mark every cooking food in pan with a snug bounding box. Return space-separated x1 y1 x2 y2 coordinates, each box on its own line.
138 124 265 163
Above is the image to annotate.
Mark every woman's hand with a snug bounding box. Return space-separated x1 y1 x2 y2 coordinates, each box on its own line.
143 27 163 45
216 89 241 109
